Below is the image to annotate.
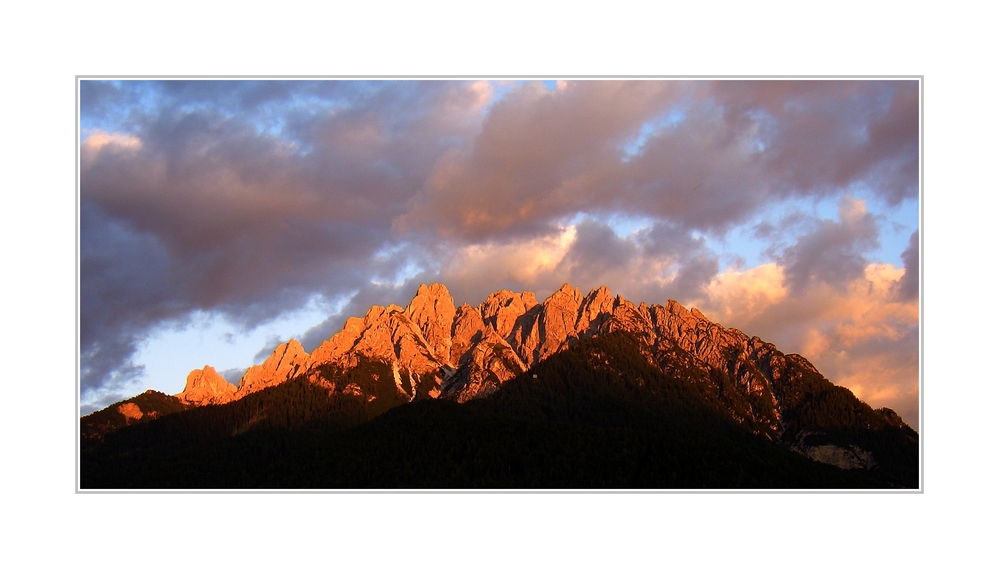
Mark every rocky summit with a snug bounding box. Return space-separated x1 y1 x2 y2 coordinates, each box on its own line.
177 365 236 406
168 283 911 448
83 282 918 488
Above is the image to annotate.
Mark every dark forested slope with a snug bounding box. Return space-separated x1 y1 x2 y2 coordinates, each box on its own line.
81 332 915 489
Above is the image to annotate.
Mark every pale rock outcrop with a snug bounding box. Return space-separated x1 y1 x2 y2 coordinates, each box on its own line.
173 282 805 432
442 328 527 403
178 365 236 406
790 431 877 469
306 301 443 399
117 402 143 422
535 283 584 363
387 310 441 375
164 280 906 473
480 290 538 339
310 315 366 364
406 283 457 365
575 285 615 336
507 304 543 368
236 338 309 396
451 303 487 364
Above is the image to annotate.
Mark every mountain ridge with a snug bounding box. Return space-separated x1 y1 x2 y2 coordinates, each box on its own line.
81 331 915 489
82 281 917 482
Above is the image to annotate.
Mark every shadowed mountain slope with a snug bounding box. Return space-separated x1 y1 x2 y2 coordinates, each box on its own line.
81 283 918 489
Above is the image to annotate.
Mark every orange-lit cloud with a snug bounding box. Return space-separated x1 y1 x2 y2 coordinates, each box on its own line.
439 225 578 299
700 261 919 426
79 80 919 418
81 129 142 169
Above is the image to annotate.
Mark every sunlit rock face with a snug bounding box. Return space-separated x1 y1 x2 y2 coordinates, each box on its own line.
479 289 537 340
406 283 457 366
116 402 143 422
153 280 916 476
313 304 442 375
176 282 802 416
441 327 526 403
177 365 236 406
236 339 309 397
450 303 488 366
172 283 863 435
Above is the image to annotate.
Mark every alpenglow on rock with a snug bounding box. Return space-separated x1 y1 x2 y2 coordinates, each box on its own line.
237 339 309 396
177 365 236 406
175 283 906 443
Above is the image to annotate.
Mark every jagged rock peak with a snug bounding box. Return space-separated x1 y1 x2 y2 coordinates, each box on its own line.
236 339 309 396
480 289 537 339
411 282 452 301
363 305 386 325
405 283 457 365
534 283 586 362
553 282 583 301
577 286 616 334
178 365 236 406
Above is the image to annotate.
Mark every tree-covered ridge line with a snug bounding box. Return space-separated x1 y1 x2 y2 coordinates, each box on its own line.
81 332 917 489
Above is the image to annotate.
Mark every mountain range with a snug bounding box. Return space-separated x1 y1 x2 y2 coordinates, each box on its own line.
80 282 919 489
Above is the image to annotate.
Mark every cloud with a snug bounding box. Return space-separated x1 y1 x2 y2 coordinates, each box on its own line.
80 201 180 400
219 368 246 386
558 220 638 283
775 196 880 293
393 81 681 241
394 80 918 244
80 81 494 401
700 263 788 324
894 229 919 301
707 80 919 205
700 262 919 427
438 225 578 304
79 79 919 410
252 335 284 364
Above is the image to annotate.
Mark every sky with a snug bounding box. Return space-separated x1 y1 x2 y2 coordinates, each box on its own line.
78 78 920 427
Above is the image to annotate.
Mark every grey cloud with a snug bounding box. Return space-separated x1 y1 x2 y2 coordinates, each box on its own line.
80 80 918 403
775 198 880 293
253 335 284 364
894 230 919 301
394 80 918 244
81 81 487 399
552 218 720 307
634 221 720 303
80 201 183 399
620 112 768 231
299 314 343 354
556 219 641 285
219 368 246 386
666 254 721 303
394 81 681 241
752 221 779 241
708 80 919 204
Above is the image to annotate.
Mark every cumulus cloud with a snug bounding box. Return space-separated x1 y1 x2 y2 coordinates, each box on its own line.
775 196 880 293
219 368 246 386
707 80 919 205
393 81 681 241
700 262 919 426
394 80 918 243
437 225 578 304
79 79 919 415
80 81 493 402
894 229 919 301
